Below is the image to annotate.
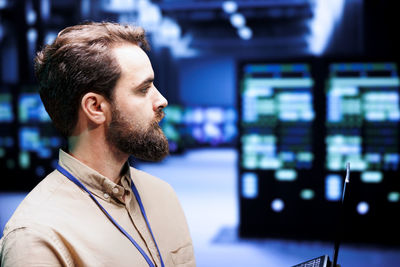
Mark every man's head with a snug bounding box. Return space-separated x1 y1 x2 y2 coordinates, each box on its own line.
34 22 169 161
105 44 169 161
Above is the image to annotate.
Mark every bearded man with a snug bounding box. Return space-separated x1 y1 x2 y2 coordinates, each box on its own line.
0 22 195 267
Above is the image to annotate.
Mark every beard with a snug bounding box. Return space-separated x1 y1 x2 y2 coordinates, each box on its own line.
105 105 169 162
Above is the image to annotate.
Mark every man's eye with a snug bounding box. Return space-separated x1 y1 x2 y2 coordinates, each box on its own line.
140 87 150 94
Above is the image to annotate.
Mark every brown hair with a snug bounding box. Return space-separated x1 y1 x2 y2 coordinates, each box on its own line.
34 21 149 137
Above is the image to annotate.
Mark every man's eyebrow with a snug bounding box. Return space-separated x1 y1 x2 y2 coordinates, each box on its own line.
135 77 154 89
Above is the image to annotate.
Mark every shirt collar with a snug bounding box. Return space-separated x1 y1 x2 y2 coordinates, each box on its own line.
58 149 132 203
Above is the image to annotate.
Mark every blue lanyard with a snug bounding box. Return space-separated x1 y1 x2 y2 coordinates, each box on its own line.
56 163 165 267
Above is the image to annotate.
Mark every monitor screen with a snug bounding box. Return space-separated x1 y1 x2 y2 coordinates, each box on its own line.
161 105 237 153
0 93 14 123
238 60 400 244
326 63 400 173
18 93 51 123
0 86 65 191
240 63 315 171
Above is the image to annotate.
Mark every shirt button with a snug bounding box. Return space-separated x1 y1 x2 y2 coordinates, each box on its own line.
112 187 119 194
104 193 110 199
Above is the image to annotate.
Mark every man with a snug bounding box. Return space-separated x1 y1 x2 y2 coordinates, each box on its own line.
0 22 195 267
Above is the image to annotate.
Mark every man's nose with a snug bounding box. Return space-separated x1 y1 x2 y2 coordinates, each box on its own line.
153 88 168 111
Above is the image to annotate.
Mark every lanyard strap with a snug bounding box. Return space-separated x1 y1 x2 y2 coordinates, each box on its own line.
56 163 165 267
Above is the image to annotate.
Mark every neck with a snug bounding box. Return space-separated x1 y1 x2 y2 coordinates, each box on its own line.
68 134 129 184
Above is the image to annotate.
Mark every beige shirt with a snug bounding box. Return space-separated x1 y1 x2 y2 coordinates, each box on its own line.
0 150 195 267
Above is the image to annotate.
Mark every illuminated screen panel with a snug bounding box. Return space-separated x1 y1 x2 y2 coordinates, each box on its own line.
238 62 320 240
0 94 14 123
183 106 237 146
0 85 66 191
239 60 400 244
323 62 400 244
161 105 237 153
0 92 16 175
16 87 61 169
241 63 315 173
18 93 51 123
326 63 400 179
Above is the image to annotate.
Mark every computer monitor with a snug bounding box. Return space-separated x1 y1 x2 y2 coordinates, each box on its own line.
238 59 400 244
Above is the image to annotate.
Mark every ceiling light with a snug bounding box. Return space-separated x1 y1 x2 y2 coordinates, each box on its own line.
222 1 238 14
230 13 245 28
238 26 252 40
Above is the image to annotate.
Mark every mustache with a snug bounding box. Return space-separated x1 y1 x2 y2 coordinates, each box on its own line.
155 110 165 122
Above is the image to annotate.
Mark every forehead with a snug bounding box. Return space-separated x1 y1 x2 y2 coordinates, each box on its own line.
112 44 154 87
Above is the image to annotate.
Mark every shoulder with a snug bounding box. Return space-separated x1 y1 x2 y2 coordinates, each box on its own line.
0 225 72 266
3 169 79 236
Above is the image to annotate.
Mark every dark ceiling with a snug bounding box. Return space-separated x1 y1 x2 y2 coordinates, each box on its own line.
154 0 315 56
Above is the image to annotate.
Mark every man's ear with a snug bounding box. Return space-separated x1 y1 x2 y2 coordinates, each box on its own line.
80 92 110 125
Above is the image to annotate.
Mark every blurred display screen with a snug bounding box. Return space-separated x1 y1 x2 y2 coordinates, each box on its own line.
240 63 314 171
18 93 51 123
0 93 14 122
239 60 400 244
0 86 64 191
161 105 237 153
326 63 400 174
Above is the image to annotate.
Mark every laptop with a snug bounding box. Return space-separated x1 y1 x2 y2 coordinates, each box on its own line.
291 162 351 267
